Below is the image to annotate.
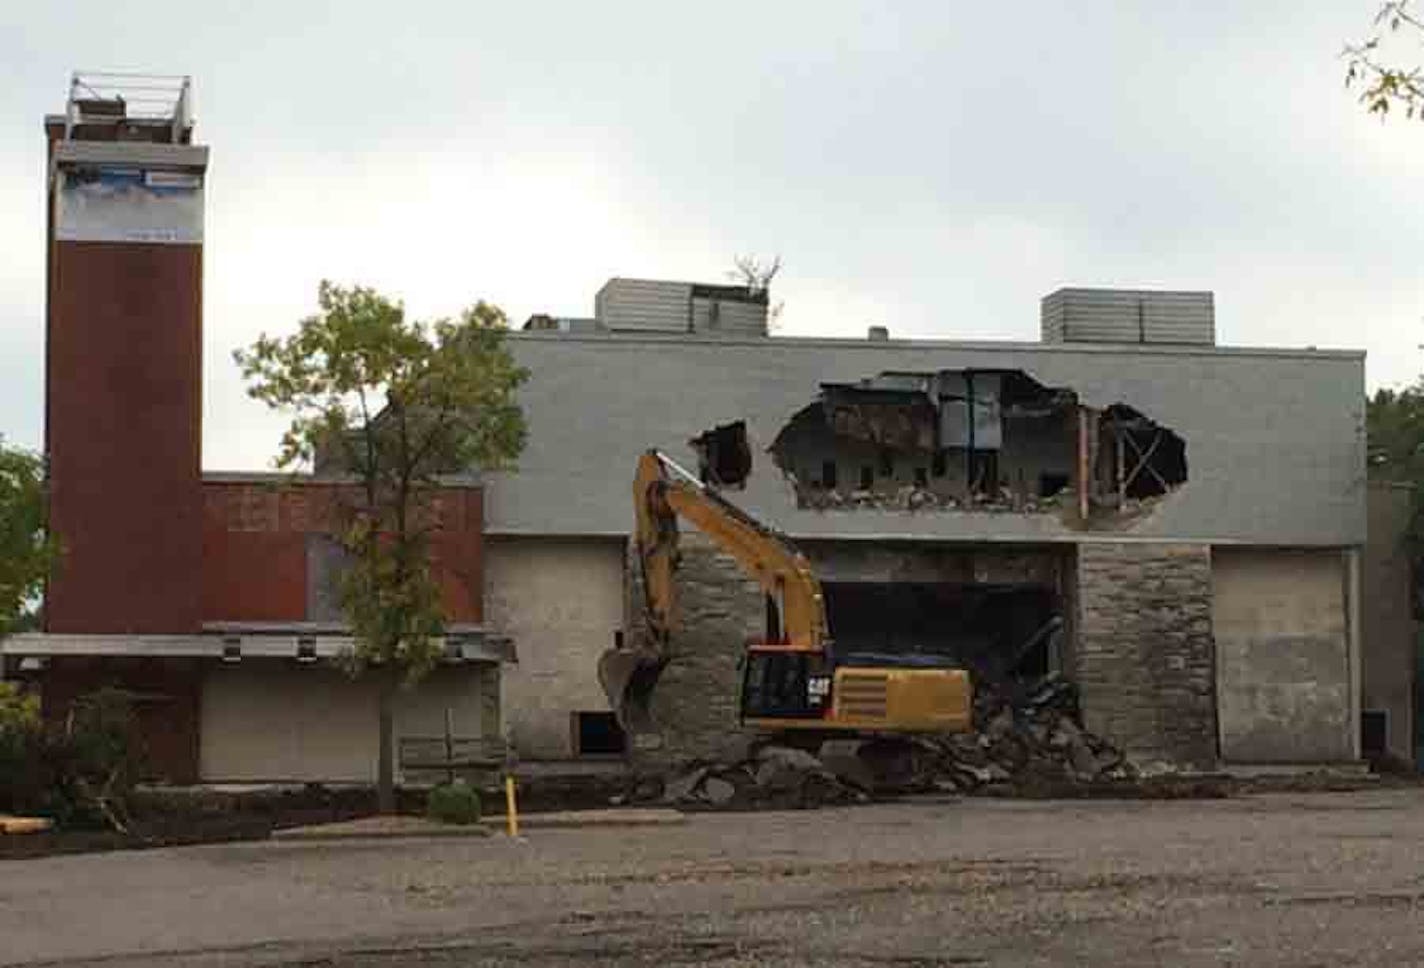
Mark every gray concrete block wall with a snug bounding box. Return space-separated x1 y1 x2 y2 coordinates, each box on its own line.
486 537 626 759
1213 548 1353 763
1074 542 1217 768
490 334 1365 547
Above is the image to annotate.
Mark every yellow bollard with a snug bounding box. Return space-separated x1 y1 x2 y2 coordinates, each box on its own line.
504 774 520 838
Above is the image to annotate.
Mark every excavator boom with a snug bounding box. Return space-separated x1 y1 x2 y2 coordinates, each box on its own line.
599 444 827 734
599 427 971 745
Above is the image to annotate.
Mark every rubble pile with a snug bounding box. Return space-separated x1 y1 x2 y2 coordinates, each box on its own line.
619 744 868 811
621 675 1142 811
918 674 1136 794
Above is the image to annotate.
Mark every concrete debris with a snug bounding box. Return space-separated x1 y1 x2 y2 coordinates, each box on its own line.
797 484 1069 514
643 745 869 811
659 766 710 805
918 674 1136 792
625 674 1144 811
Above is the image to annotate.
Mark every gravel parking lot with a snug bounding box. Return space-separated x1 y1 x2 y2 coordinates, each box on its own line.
6 789 1424 967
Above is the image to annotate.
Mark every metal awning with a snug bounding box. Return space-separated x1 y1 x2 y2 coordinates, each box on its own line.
2 625 516 665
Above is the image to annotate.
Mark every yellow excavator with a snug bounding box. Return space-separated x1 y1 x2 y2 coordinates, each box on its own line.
598 433 973 754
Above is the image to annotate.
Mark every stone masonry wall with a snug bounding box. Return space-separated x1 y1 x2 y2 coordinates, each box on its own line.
1074 542 1217 768
627 532 765 761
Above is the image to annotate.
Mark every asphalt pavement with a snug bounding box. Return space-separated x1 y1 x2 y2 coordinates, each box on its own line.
5 789 1424 966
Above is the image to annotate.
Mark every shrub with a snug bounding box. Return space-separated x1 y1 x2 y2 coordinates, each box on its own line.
426 780 482 825
43 687 141 829
0 685 140 829
0 682 41 812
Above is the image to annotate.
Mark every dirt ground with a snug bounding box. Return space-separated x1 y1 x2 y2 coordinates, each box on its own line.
6 789 1424 967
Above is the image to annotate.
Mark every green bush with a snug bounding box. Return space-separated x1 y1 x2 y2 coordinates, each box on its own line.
0 682 41 812
426 780 482 825
44 687 141 829
0 685 140 829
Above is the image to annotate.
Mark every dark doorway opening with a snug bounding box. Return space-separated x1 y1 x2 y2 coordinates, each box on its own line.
574 711 626 756
822 582 1060 684
1361 709 1389 759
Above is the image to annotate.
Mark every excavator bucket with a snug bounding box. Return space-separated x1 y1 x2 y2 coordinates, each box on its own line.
597 648 667 736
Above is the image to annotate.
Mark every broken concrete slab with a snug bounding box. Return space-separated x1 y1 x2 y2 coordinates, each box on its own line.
660 766 710 804
702 777 737 806
756 745 824 770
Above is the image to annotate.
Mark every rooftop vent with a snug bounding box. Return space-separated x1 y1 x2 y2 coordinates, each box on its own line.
1041 288 1214 346
867 325 889 342
595 278 770 337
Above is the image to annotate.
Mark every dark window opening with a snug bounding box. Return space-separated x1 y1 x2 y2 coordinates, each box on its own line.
932 451 947 477
914 467 929 487
878 450 893 477
575 712 626 756
1039 473 1070 498
969 451 999 498
859 466 874 490
821 460 837 489
765 594 783 643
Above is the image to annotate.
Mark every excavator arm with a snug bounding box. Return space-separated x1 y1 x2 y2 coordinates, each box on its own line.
599 448 829 734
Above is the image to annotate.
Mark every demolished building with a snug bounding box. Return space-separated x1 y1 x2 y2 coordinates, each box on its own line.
489 280 1366 771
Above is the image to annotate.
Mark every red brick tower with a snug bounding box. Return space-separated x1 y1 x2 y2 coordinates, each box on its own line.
43 74 208 634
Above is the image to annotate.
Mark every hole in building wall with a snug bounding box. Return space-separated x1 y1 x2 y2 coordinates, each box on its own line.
768 369 1187 520
690 420 752 490
1100 405 1187 500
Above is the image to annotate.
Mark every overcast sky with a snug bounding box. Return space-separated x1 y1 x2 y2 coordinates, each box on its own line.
2 2 1421 469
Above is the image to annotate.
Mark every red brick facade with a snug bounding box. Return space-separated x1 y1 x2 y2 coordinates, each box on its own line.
201 480 485 625
45 242 205 635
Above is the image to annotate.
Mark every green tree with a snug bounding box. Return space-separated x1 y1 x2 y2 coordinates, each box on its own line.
1346 2 1424 117
0 439 50 637
235 282 528 811
1367 386 1424 568
1367 385 1424 478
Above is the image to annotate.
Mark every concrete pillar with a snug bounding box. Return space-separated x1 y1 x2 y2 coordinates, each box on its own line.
1347 546 1363 762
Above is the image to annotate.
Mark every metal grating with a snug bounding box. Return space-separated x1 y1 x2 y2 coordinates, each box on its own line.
836 671 889 720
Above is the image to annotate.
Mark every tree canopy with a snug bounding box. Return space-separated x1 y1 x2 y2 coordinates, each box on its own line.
1346 2 1424 118
0 439 50 637
1367 384 1424 480
235 281 528 809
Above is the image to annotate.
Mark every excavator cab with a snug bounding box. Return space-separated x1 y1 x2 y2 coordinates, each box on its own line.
740 647 832 720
